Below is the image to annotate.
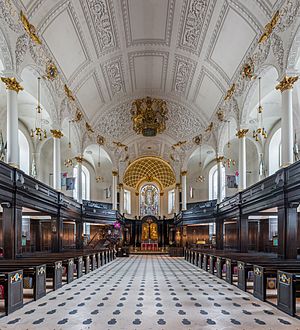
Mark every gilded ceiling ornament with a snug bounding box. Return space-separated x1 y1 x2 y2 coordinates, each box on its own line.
113 141 128 151
0 77 23 93
131 97 168 137
258 10 280 44
20 11 42 45
205 122 213 133
193 135 202 145
86 122 94 134
224 84 235 101
73 109 83 122
97 135 105 145
64 84 75 101
45 61 58 80
241 58 256 80
172 141 187 150
50 129 63 139
275 76 299 92
216 110 225 122
216 156 224 163
236 128 249 139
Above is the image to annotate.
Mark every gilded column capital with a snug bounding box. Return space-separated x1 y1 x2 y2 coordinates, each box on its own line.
118 183 124 189
236 128 249 139
216 156 224 163
276 76 299 92
112 170 118 176
175 183 181 189
1 77 23 93
50 129 64 139
181 170 187 176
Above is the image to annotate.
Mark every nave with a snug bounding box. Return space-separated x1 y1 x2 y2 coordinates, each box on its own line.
1 256 299 330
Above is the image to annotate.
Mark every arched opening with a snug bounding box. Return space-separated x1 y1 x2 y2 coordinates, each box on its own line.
269 128 281 175
209 164 225 200
18 130 30 175
73 165 90 201
139 183 160 217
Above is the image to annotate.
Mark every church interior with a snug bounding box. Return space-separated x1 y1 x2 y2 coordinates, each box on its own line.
1 0 300 329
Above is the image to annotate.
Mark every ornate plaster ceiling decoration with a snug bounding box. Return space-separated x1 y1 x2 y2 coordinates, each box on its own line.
0 0 298 164
123 156 176 189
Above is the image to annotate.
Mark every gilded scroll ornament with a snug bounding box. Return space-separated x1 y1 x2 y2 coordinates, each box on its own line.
1 77 23 93
241 58 256 80
45 62 58 80
97 135 105 145
64 84 75 101
73 109 83 122
224 84 235 101
86 122 94 134
172 141 187 149
50 129 63 139
20 11 42 45
205 122 213 133
275 76 299 92
258 10 280 44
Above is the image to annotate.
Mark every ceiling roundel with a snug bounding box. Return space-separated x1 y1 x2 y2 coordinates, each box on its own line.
123 157 176 189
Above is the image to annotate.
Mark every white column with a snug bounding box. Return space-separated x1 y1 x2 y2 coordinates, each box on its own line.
174 183 180 214
237 129 248 191
216 156 224 203
1 77 23 168
119 183 124 214
276 76 298 167
181 171 187 211
77 160 83 203
112 171 118 210
51 130 63 190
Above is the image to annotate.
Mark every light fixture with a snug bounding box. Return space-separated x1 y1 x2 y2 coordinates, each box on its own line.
30 77 47 141
193 135 205 183
223 120 236 168
131 96 168 137
96 135 105 183
64 120 73 168
253 77 267 141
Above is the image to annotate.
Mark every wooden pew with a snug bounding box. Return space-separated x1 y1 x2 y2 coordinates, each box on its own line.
277 271 300 316
0 270 23 315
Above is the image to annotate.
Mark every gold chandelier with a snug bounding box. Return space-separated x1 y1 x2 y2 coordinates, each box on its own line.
64 121 73 168
131 96 168 137
30 77 47 140
253 77 267 141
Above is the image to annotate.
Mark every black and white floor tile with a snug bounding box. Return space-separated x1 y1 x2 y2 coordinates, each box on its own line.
0 255 300 330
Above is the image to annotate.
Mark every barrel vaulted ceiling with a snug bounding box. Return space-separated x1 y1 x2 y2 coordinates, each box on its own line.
3 0 288 160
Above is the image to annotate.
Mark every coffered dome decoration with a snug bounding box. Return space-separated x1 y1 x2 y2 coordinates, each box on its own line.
123 157 176 189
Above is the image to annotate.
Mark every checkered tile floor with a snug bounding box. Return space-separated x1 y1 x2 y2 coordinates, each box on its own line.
1 255 300 329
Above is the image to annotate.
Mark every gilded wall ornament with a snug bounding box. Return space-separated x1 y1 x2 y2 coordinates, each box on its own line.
0 77 23 93
97 135 105 145
216 109 225 122
193 135 202 145
50 129 63 139
258 10 280 44
241 58 256 80
73 109 83 122
172 141 187 150
113 141 128 151
275 76 299 92
236 129 249 139
20 11 42 45
205 122 213 133
86 122 94 134
45 62 58 80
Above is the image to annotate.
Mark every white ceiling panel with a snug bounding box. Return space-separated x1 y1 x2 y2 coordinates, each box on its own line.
127 0 168 42
42 9 87 80
195 74 222 119
76 76 103 120
210 8 257 80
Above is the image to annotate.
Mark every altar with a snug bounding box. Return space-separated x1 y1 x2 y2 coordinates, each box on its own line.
141 242 158 251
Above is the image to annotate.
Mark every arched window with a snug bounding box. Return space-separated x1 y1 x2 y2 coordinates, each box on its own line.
168 189 175 214
209 164 225 200
140 184 159 216
269 129 281 175
73 165 90 201
18 130 29 174
124 189 131 214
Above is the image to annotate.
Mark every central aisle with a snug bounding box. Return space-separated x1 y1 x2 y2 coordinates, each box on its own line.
1 255 300 330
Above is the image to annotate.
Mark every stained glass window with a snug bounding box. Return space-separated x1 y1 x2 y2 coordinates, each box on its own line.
140 184 159 216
